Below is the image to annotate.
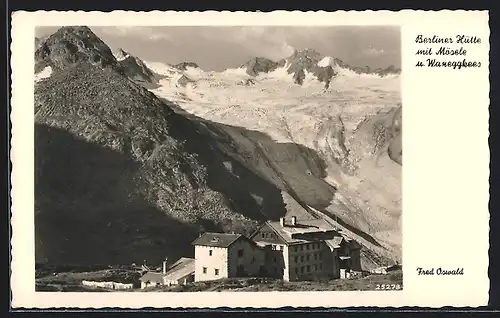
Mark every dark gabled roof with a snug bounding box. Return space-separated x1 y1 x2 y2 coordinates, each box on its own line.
191 232 243 248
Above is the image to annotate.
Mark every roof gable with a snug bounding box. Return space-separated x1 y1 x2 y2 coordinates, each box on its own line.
325 236 344 249
250 222 289 244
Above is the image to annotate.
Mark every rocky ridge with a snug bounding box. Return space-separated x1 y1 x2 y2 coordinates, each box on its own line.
239 48 401 89
113 48 158 85
35 26 118 74
34 27 286 265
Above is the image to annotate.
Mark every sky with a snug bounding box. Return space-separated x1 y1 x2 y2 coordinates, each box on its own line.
36 26 401 71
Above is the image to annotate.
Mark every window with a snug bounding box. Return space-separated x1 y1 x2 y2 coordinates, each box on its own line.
307 244 310 250
273 256 277 263
202 267 207 274
300 245 303 251
319 252 323 260
295 256 299 263
295 267 299 274
300 266 305 274
319 264 323 270
209 250 213 256
294 246 298 252
313 264 317 271
307 265 310 272
238 249 244 257
300 255 304 262
306 254 310 261
314 253 318 260
214 268 219 276
261 233 265 238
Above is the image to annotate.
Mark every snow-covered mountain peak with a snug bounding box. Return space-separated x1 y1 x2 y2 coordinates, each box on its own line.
317 56 333 67
113 48 130 61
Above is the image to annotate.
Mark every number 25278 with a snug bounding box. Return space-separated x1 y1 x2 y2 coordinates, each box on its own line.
375 284 402 290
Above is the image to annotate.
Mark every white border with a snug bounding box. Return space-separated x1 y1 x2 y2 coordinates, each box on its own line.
11 10 490 308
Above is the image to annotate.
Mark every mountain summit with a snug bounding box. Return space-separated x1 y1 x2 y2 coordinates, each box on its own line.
240 57 280 77
113 48 129 61
35 26 118 74
112 48 158 85
35 28 158 86
239 50 336 88
239 48 400 89
280 49 337 88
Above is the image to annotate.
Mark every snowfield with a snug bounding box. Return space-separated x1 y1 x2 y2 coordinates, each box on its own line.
35 66 53 83
147 60 402 263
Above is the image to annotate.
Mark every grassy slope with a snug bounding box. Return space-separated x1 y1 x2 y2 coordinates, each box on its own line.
35 268 402 292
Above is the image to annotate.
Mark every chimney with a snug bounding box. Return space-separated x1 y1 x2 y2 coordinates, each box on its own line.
162 258 168 274
279 217 285 227
291 216 297 226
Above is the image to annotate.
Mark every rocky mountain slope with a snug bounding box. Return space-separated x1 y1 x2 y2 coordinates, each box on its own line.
34 27 287 265
113 48 159 86
34 26 402 269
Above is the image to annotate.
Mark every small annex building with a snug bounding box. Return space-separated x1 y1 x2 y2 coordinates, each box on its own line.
139 257 195 289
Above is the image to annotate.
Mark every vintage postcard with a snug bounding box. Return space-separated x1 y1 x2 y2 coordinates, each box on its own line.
10 10 490 308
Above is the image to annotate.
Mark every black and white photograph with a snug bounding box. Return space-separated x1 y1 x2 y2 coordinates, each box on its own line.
33 25 403 292
9 9 492 309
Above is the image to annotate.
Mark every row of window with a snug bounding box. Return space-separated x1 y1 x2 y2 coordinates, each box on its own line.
294 263 323 275
292 242 321 253
260 232 277 239
202 267 220 276
294 252 323 263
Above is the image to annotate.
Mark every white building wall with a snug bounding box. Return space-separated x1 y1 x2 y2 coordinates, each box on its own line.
194 245 228 282
282 245 291 281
